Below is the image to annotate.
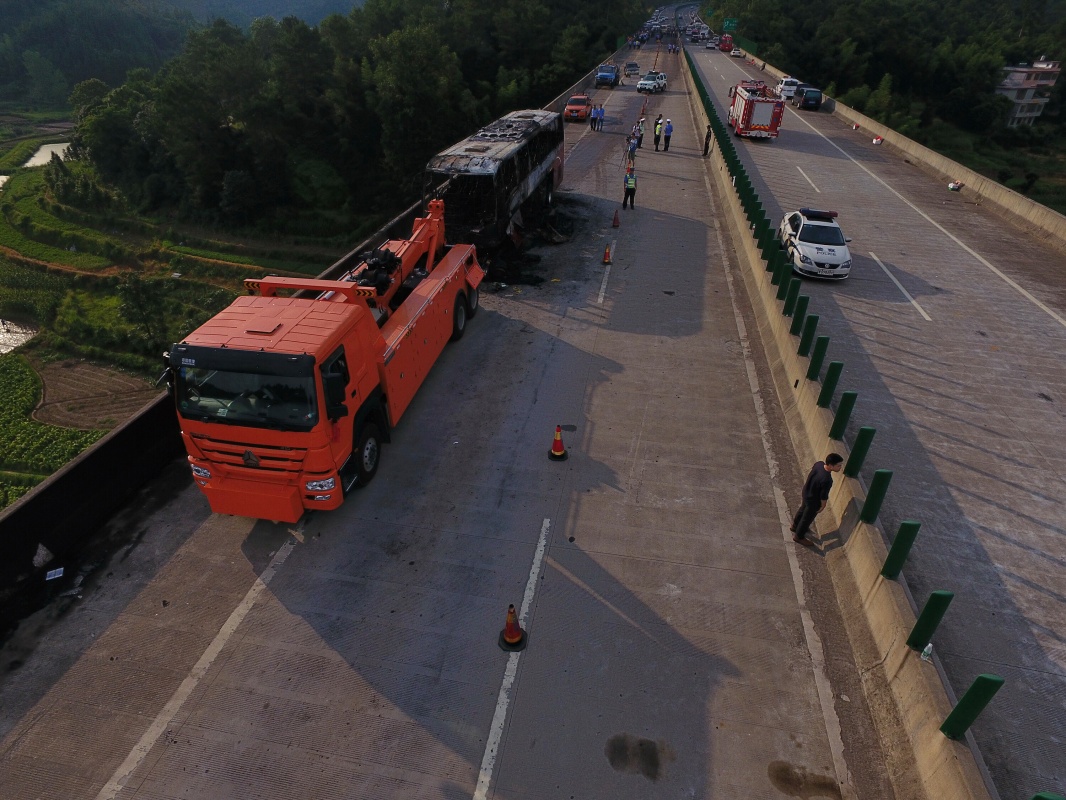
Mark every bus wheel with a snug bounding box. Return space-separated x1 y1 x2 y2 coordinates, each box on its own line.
450 293 467 341
354 422 382 486
466 284 479 318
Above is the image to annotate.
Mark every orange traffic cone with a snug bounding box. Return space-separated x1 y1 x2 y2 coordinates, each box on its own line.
602 243 612 264
498 604 527 651
549 425 568 461
613 209 620 228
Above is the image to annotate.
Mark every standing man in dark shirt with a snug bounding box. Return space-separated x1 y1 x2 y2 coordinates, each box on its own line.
791 453 844 545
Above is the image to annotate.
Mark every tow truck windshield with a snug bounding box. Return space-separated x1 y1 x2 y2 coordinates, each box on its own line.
172 347 319 431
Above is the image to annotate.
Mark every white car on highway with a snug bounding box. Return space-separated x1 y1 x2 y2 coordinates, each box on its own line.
779 208 853 279
637 72 667 93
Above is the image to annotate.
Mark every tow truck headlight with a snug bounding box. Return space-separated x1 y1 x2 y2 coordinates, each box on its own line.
306 477 336 491
798 253 813 265
191 465 212 479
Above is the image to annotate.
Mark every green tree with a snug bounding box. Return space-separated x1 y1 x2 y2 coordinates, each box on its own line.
364 24 479 195
22 50 67 106
118 274 171 348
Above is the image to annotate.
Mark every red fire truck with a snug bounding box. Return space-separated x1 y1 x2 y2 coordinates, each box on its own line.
726 81 785 139
718 33 734 52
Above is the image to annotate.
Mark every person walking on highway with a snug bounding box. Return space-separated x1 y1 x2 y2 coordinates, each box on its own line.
626 134 638 166
622 167 637 209
596 105 605 131
703 123 713 156
589 106 598 132
790 453 844 545
663 119 673 151
653 116 663 151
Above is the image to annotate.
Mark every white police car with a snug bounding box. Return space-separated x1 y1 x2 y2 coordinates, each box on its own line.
779 209 853 279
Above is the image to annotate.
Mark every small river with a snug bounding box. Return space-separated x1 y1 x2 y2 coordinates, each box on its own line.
0 143 71 193
0 321 37 354
23 142 71 167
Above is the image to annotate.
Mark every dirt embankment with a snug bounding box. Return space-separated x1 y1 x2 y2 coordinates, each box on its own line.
31 359 161 430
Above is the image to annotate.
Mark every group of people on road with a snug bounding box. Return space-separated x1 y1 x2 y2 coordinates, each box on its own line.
651 114 673 151
618 114 677 210
588 105 606 131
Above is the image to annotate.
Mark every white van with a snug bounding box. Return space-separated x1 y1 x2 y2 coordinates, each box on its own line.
777 77 801 99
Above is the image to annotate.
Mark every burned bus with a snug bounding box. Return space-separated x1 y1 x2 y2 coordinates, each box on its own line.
424 110 564 249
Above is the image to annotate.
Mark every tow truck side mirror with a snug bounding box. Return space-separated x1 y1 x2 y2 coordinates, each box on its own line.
156 350 173 391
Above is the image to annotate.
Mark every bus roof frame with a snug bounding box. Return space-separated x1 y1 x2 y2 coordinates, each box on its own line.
426 110 561 176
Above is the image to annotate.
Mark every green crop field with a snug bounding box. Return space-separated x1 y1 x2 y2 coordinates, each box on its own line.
0 354 103 478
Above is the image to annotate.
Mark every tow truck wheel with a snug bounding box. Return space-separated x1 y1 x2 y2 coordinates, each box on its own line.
450 294 467 341
466 284 479 318
354 423 382 486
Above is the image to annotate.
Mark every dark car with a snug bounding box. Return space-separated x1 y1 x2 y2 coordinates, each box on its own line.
791 85 823 110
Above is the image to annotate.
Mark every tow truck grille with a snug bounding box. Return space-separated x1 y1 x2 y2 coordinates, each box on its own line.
196 438 306 474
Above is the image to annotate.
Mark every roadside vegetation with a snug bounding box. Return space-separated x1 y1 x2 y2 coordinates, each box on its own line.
0 355 103 507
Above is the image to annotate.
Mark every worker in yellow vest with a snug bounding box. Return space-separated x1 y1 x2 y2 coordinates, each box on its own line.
622 167 637 209
653 116 663 151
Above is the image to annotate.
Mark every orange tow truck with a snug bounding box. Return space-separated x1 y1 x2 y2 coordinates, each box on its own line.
164 200 484 522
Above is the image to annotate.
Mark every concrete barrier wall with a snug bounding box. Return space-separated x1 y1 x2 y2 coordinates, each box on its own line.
0 393 183 585
682 51 997 800
743 55 1066 251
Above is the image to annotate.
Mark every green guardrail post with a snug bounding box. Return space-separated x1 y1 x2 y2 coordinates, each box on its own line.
882 520 922 578
778 256 793 286
906 590 954 651
1029 794 1066 800
783 278 801 316
776 267 791 300
806 337 829 380
859 468 893 522
798 315 819 356
790 296 809 334
817 361 843 407
940 674 1005 740
762 243 778 268
767 248 781 273
770 256 784 286
829 391 857 439
844 426 875 477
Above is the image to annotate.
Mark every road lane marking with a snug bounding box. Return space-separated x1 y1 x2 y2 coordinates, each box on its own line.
785 109 1066 331
472 517 550 800
869 251 932 321
95 532 299 800
797 166 820 192
597 239 616 304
